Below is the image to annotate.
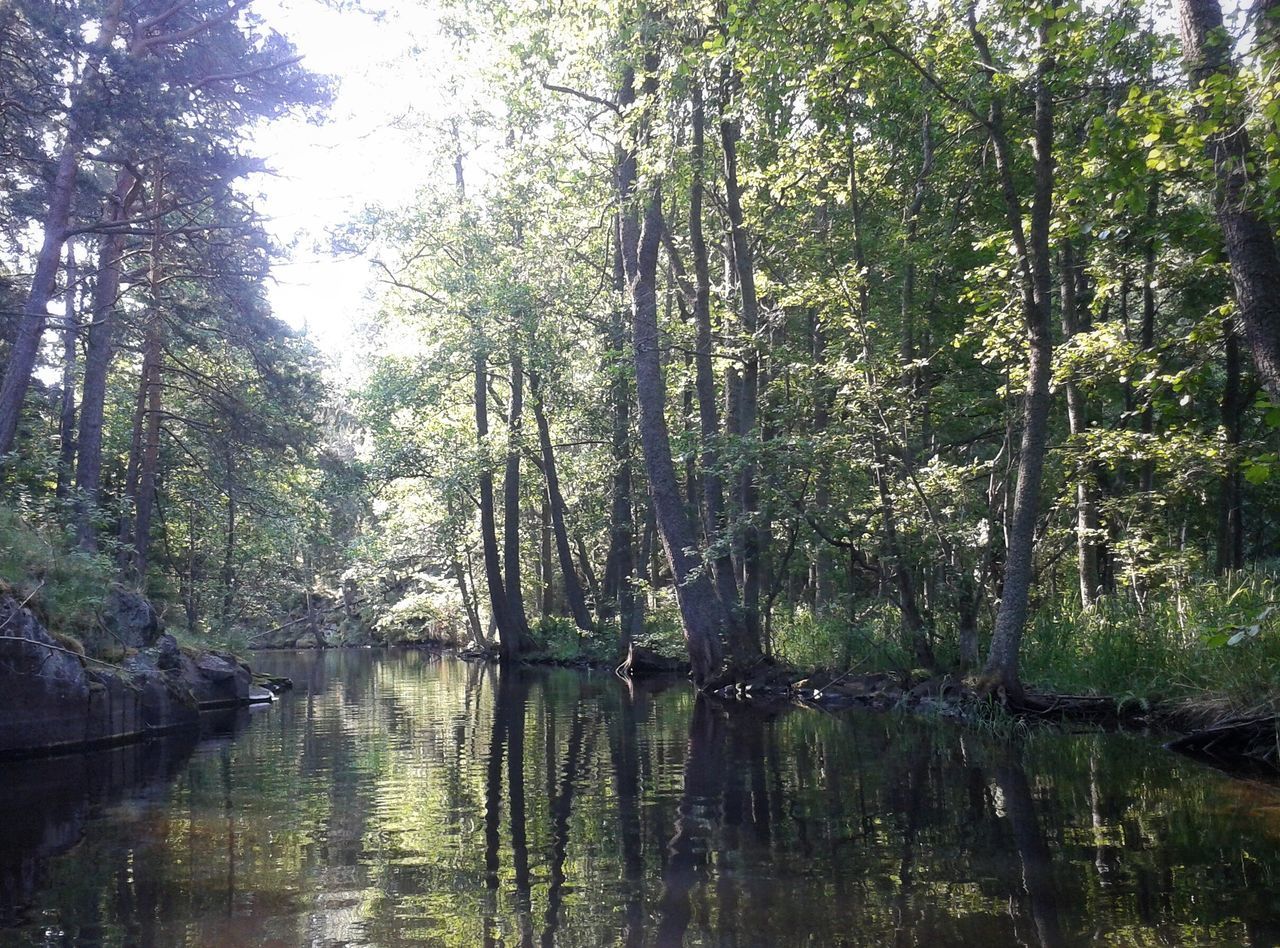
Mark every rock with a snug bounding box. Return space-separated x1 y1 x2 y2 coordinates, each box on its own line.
294 630 322 649
101 588 163 651
248 685 275 704
0 596 93 755
253 673 293 695
176 649 251 708
0 589 283 757
0 595 199 756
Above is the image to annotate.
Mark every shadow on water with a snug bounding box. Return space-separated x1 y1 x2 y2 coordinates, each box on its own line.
3 649 1280 945
0 707 254 932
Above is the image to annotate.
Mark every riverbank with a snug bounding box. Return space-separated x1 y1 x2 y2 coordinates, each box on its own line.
0 593 288 760
448 637 1280 777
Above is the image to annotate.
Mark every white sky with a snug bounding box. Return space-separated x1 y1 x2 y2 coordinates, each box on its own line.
245 0 458 369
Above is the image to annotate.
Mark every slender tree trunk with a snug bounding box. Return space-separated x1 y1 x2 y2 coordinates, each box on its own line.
601 232 640 653
0 0 124 457
1061 242 1101 607
530 371 594 631
502 351 534 644
1178 0 1280 400
55 243 79 499
74 170 141 549
1140 185 1159 500
976 4 1057 699
1217 314 1245 572
720 63 764 662
540 494 555 617
687 79 741 618
453 553 484 643
476 351 525 657
130 322 163 579
220 478 237 627
850 157 936 669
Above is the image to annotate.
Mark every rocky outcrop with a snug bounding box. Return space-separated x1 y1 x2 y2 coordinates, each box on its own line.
0 595 279 759
101 588 163 650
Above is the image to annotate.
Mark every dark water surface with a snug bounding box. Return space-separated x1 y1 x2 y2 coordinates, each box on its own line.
2 650 1280 946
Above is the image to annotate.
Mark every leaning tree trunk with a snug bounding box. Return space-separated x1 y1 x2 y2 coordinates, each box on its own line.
531 371 594 632
1178 0 1280 401
0 0 124 458
977 4 1057 700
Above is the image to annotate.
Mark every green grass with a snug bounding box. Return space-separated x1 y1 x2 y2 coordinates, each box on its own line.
769 603 914 673
0 507 113 643
1021 570 1280 714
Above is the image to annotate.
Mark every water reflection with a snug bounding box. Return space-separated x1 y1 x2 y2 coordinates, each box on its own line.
1 649 1279 945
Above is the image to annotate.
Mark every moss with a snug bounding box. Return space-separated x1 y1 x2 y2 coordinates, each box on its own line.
50 631 85 656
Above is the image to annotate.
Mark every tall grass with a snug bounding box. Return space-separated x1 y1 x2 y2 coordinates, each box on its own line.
1022 570 1280 713
0 507 113 642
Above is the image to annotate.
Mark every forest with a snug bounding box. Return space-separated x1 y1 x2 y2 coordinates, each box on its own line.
5 0 1280 716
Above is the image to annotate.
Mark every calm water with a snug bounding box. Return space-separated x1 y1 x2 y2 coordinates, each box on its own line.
2 650 1280 946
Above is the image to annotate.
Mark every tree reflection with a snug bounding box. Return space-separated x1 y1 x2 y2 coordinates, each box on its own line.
656 696 727 945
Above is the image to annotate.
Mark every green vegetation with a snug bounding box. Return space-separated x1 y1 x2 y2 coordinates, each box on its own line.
0 507 110 639
4 0 1280 713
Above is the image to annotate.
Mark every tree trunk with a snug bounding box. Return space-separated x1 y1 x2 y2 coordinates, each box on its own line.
540 494 555 617
453 553 484 644
687 79 741 619
615 53 729 683
1217 314 1245 572
1061 242 1101 607
720 64 764 662
530 371 594 631
220 477 237 627
620 181 728 683
74 170 141 549
0 0 124 457
1139 184 1159 500
977 4 1057 699
1178 0 1280 400
476 351 526 657
601 233 640 653
129 322 164 579
502 351 534 645
55 243 79 499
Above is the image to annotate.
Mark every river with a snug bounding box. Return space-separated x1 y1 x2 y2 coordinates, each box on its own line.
1 649 1278 946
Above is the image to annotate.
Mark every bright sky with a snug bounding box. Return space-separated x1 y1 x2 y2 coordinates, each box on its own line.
245 0 459 369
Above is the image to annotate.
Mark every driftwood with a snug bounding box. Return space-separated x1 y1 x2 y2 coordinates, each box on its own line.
1166 715 1280 771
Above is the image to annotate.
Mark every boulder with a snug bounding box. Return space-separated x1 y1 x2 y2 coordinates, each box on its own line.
175 649 251 708
101 588 163 650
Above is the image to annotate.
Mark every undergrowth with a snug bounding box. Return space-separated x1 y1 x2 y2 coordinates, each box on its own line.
0 507 112 639
1021 570 1280 714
